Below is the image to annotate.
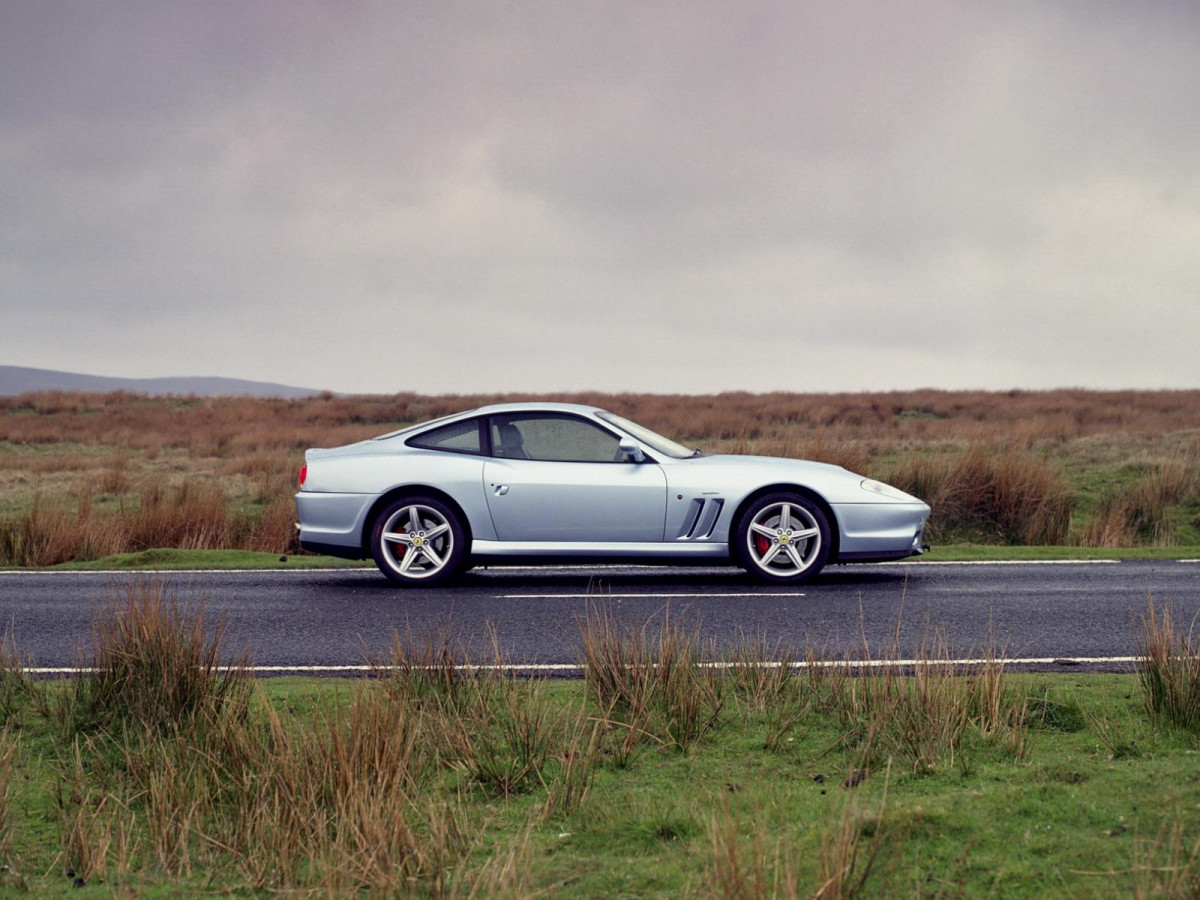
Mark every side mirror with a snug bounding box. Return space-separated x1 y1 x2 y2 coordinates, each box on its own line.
618 436 646 463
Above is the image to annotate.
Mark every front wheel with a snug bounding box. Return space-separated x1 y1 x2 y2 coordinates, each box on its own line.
371 496 467 586
734 493 831 584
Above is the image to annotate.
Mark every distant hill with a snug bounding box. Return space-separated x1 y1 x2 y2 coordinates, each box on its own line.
0 366 323 399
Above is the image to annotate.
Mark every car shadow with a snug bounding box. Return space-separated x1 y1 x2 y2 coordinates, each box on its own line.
457 566 913 590
317 565 916 592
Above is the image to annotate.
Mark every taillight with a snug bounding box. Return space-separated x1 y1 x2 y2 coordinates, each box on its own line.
299 464 307 486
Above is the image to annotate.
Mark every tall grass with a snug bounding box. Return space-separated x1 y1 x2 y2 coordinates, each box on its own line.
1138 598 1200 731
39 585 501 891
702 767 891 900
67 578 251 735
883 446 1074 544
0 728 17 863
577 605 724 753
0 482 298 566
0 496 125 567
373 626 574 797
823 627 1029 774
1083 457 1200 546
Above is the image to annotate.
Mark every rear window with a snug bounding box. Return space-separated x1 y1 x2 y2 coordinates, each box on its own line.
406 418 483 455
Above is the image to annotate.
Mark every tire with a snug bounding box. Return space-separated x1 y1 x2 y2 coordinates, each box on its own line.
734 492 831 584
370 496 467 586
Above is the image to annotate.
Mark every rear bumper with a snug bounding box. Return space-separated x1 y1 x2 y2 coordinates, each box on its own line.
298 538 366 560
295 491 374 558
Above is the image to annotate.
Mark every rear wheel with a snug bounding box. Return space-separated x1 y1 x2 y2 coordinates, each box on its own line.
370 496 467 586
735 493 831 584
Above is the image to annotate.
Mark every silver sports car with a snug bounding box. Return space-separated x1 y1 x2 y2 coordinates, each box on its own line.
295 402 930 585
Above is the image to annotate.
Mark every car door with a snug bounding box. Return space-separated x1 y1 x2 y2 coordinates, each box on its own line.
482 413 667 542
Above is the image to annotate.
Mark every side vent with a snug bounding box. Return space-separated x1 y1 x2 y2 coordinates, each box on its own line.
697 499 724 539
676 498 725 540
679 499 704 539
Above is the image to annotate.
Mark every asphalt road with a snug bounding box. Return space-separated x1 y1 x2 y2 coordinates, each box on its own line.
2 559 1198 673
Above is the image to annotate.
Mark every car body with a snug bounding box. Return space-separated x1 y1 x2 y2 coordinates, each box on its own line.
295 402 931 585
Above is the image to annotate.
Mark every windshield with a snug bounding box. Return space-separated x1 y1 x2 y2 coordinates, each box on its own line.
596 411 696 460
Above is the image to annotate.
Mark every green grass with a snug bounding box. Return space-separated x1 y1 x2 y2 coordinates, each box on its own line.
0 548 371 570
1 674 1198 897
919 543 1200 561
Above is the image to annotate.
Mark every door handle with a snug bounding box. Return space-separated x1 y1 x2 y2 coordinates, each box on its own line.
493 484 509 496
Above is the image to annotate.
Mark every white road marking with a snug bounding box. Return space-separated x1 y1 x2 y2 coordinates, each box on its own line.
485 564 664 570
0 564 675 576
892 559 1121 565
494 592 807 599
0 568 375 576
21 655 1142 675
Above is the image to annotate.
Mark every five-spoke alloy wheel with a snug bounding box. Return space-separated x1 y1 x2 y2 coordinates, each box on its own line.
735 493 831 584
371 496 467 585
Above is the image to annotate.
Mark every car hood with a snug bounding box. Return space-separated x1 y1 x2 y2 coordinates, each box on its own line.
693 453 848 473
669 453 923 505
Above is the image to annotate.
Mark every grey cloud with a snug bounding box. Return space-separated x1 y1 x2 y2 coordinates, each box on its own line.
2 1 1198 393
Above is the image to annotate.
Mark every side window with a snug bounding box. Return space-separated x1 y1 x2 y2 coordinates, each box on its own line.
407 418 483 455
490 415 620 462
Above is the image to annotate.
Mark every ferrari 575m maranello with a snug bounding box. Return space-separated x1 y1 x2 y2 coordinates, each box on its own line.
295 403 931 586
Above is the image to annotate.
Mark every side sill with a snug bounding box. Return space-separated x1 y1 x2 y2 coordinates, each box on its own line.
471 540 730 562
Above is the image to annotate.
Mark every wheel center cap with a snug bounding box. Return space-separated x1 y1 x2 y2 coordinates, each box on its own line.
779 533 790 544
412 535 424 547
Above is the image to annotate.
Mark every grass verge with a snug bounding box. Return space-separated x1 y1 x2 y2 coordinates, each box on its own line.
917 544 1200 562
0 548 371 571
0 589 1198 896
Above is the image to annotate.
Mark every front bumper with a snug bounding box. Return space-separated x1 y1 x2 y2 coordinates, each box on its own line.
832 501 931 563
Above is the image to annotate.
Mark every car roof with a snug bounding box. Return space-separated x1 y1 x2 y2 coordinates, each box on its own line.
372 402 608 442
464 401 605 416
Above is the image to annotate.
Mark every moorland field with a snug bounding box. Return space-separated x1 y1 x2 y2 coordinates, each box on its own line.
1 389 1199 566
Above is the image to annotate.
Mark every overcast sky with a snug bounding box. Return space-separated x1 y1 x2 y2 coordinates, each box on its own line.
2 1 1198 395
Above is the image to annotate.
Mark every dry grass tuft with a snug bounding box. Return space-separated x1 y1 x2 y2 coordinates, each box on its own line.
69 578 251 735
1083 458 1200 547
0 495 127 567
704 811 778 900
813 765 891 900
701 766 892 900
824 627 1028 774
884 446 1074 544
1138 597 1200 731
578 604 724 753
